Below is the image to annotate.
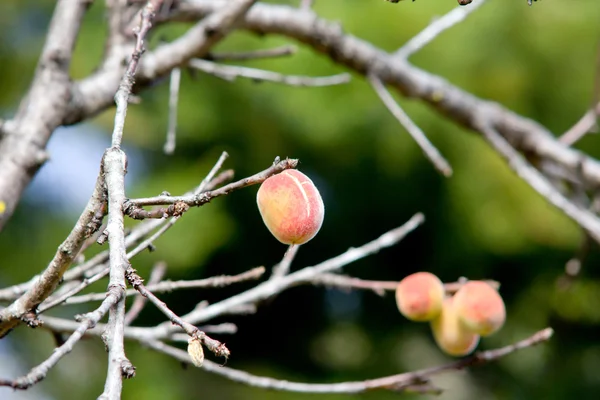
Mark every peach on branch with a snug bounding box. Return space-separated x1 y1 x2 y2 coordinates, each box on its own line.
453 281 506 337
256 169 325 245
395 272 444 322
430 297 480 357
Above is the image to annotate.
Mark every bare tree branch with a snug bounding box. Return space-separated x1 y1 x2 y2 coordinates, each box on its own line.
0 157 233 303
189 58 351 86
479 122 600 243
207 45 297 61
0 0 91 231
123 158 298 219
311 273 500 296
124 261 167 326
0 173 106 336
158 1 600 191
560 43 600 146
63 267 266 305
395 0 488 59
141 327 553 394
163 67 181 155
368 73 452 176
0 287 122 390
100 2 161 397
270 244 300 280
125 268 230 359
300 0 314 11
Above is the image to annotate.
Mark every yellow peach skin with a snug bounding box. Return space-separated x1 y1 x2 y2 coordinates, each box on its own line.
453 281 506 337
430 297 480 356
257 169 325 245
395 272 444 322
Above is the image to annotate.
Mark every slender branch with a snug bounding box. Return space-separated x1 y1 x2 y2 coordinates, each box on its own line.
207 45 297 61
189 58 351 87
560 104 600 146
64 267 266 305
368 74 452 176
125 268 230 359
123 158 298 219
141 327 552 394
300 0 314 11
163 67 181 155
38 265 110 313
395 0 488 59
270 244 299 280
560 43 600 146
0 288 122 390
311 273 500 296
124 261 167 326
479 122 600 244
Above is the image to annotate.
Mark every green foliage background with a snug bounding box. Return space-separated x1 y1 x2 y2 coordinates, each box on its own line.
2 0 600 399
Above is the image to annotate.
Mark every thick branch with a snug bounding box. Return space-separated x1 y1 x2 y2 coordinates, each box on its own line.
164 1 600 190
0 173 106 337
0 0 91 231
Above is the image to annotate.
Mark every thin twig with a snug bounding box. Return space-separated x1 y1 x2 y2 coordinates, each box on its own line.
207 45 297 61
560 43 600 145
64 267 266 305
560 105 600 146
124 261 167 326
125 268 230 359
141 327 552 394
124 158 298 218
368 74 452 177
0 289 122 390
395 0 488 59
480 123 600 244
300 0 314 11
163 67 181 155
189 59 351 87
311 274 500 296
270 244 299 280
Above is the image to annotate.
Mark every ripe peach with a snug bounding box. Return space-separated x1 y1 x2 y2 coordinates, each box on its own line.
395 272 444 322
453 281 506 337
430 297 480 356
256 169 325 245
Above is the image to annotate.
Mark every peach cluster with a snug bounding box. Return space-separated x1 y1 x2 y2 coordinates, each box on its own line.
396 273 505 356
257 169 325 245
